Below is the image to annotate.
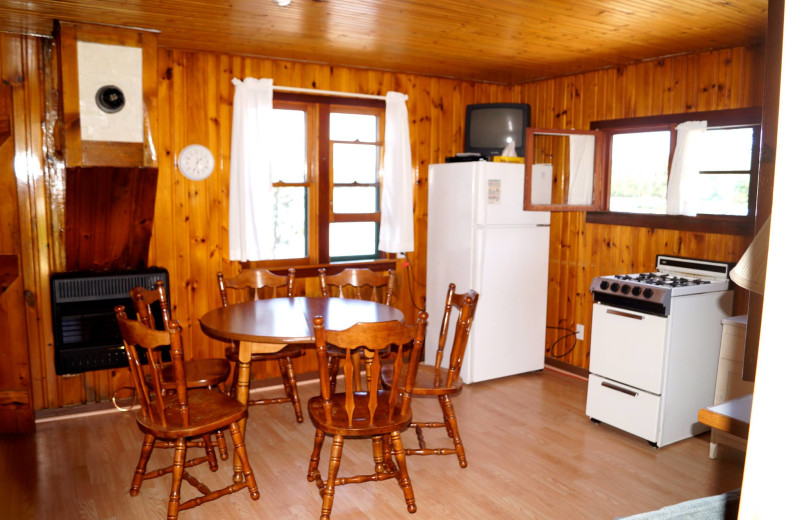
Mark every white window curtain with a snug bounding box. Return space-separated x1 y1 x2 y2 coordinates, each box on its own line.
666 120 707 216
378 91 415 253
568 135 595 205
229 77 277 261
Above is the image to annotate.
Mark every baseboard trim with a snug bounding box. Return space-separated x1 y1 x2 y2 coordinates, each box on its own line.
35 372 323 423
544 357 589 381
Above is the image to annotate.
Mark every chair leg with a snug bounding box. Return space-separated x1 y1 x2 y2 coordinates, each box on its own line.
413 423 427 449
215 429 229 461
167 439 187 520
130 433 156 496
228 420 260 500
279 357 304 423
229 360 240 399
201 434 219 471
390 430 416 514
307 429 325 482
320 434 343 520
440 395 467 468
372 435 391 474
382 434 397 473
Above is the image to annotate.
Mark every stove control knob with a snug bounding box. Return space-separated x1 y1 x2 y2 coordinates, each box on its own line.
610 282 620 292
621 284 631 294
600 281 609 290
643 288 654 299
631 286 642 296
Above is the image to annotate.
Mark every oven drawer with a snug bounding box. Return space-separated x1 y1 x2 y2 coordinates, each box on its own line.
589 303 668 395
586 374 661 444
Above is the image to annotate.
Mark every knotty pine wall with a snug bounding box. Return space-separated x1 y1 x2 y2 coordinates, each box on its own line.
3 31 764 409
108 49 518 404
514 46 764 369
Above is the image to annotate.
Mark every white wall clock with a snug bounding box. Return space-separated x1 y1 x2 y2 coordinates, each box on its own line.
177 144 215 180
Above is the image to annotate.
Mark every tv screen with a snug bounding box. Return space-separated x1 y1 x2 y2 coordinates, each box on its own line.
465 103 530 158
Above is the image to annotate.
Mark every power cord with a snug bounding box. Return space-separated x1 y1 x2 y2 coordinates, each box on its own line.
112 386 138 411
546 326 579 359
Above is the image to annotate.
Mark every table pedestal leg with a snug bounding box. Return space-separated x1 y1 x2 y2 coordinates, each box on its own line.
233 341 253 483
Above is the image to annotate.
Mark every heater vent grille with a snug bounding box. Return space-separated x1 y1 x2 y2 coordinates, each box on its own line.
50 268 169 374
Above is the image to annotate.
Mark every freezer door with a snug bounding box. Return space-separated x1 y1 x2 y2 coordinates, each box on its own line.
464 224 549 383
476 162 550 226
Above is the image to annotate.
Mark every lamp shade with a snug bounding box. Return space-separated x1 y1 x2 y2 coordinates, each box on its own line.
730 216 770 295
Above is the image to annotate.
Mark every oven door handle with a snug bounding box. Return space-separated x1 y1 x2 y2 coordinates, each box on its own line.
601 381 638 397
606 308 644 320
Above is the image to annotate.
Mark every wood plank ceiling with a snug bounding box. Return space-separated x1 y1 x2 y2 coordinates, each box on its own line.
0 0 767 84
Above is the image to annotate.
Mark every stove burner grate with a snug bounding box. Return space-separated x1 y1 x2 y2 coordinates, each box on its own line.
614 273 711 288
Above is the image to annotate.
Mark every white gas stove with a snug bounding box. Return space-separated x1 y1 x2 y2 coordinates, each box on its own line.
589 255 732 316
586 255 734 447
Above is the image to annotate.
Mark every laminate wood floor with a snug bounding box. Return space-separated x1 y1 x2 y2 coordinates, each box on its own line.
0 369 745 519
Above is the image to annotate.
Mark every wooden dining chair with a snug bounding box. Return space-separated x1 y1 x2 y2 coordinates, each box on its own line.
115 306 259 519
318 267 396 392
306 311 427 520
381 284 479 468
217 268 304 422
130 281 232 460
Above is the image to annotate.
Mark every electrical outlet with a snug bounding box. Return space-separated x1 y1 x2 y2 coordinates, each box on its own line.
576 324 585 341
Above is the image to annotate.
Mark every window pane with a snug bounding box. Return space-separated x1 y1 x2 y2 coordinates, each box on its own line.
271 109 307 183
609 131 670 213
333 143 378 183
272 186 307 259
333 187 377 213
329 222 377 259
330 113 377 142
694 173 750 216
697 128 753 172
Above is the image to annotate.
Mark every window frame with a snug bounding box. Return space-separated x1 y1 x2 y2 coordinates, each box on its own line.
248 93 387 270
587 107 762 235
328 104 385 262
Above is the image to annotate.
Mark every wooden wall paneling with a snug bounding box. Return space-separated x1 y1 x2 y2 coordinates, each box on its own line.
413 74 431 312
184 52 213 363
517 45 763 370
5 35 62 410
0 65 35 431
12 42 764 408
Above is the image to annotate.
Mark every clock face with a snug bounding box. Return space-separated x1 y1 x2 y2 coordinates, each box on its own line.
178 144 215 180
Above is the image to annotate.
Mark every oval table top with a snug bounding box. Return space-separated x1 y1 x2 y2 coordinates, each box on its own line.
199 296 405 344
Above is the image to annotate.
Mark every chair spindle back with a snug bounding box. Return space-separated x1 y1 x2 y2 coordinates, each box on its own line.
115 306 188 428
218 268 296 306
318 268 395 305
312 312 427 425
433 284 479 388
130 280 171 330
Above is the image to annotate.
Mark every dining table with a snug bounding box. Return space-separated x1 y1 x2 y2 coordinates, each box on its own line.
199 296 405 480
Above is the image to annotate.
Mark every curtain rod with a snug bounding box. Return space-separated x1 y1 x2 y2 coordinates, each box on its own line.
273 85 407 101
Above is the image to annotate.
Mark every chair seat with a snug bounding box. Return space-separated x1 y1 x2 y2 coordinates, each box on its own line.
381 363 463 396
161 358 231 389
307 391 413 436
225 343 304 362
136 389 247 439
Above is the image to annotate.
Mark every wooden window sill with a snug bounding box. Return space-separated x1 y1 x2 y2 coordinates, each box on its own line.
586 212 754 235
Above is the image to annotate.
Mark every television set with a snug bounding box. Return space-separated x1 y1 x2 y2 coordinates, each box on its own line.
464 103 530 158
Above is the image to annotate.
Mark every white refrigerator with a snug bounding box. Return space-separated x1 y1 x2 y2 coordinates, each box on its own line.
426 161 551 383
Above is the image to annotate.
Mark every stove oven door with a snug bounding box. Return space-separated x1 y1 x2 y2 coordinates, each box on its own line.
588 302 669 395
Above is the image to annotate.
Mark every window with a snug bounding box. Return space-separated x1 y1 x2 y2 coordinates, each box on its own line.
590 107 761 234
266 94 385 265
